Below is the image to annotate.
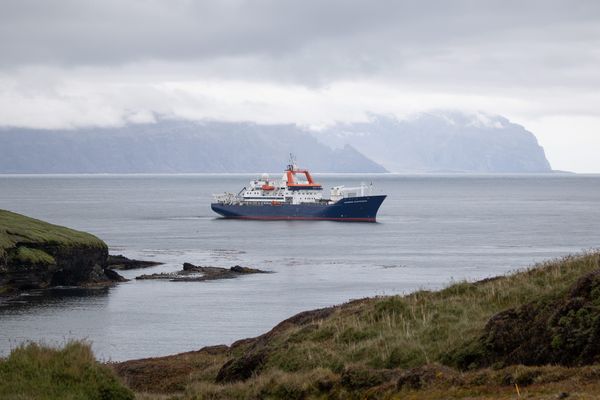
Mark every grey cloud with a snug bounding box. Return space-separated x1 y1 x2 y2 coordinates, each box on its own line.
1 0 401 65
1 0 599 171
1 0 599 87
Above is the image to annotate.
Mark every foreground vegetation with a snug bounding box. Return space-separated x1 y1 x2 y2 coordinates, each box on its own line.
4 252 600 399
113 251 600 399
0 341 133 400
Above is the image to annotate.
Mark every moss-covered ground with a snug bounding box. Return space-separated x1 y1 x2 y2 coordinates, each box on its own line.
0 209 106 263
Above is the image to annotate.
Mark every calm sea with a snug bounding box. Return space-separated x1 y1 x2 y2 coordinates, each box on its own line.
1 174 599 361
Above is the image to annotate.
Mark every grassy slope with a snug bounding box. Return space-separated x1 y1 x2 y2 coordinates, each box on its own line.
0 209 106 262
258 253 600 373
0 341 133 400
115 252 600 399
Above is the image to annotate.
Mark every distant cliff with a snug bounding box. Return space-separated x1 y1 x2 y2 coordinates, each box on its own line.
0 121 386 173
316 112 552 173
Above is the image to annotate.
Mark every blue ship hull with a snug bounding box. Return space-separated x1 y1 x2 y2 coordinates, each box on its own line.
211 195 386 222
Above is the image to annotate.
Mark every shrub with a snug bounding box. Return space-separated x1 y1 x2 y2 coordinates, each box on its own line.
0 341 134 400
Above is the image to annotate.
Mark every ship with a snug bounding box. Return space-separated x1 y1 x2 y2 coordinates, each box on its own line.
211 156 386 222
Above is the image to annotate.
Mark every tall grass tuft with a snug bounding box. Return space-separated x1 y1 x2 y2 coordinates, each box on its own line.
0 340 134 400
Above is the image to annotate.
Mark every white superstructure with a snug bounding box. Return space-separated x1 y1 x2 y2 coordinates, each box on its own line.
213 157 372 206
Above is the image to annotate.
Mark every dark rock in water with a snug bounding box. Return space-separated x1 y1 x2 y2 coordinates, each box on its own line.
136 272 178 280
182 262 197 271
104 268 128 282
230 265 263 274
107 254 163 270
448 269 600 369
136 263 269 282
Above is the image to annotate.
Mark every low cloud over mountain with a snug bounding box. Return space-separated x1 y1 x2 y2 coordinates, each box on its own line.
0 112 552 174
316 112 552 173
0 120 385 174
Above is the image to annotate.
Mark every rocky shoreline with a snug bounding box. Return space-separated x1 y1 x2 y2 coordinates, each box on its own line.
1 210 270 299
1 210 121 296
0 210 165 298
136 262 269 282
107 254 163 270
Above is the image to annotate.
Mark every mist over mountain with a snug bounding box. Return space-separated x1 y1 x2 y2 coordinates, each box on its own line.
0 120 386 174
316 112 552 173
0 112 552 174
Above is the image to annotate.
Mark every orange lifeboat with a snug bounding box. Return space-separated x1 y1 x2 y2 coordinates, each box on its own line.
261 184 275 191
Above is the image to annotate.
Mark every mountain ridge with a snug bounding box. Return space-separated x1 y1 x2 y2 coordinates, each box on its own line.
315 112 552 173
0 112 552 173
0 120 386 174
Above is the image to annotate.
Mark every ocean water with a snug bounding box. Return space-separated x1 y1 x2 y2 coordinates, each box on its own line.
0 173 599 361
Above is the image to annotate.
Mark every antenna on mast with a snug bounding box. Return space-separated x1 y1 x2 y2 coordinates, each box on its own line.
287 153 297 171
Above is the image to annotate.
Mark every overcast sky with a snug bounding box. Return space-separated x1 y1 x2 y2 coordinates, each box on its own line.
1 0 599 172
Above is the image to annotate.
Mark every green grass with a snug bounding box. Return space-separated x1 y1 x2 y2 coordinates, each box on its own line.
0 341 134 400
8 246 56 265
0 209 106 262
253 252 600 374
125 252 600 399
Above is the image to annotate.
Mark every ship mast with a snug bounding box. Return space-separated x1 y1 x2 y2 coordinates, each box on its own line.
287 153 297 171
